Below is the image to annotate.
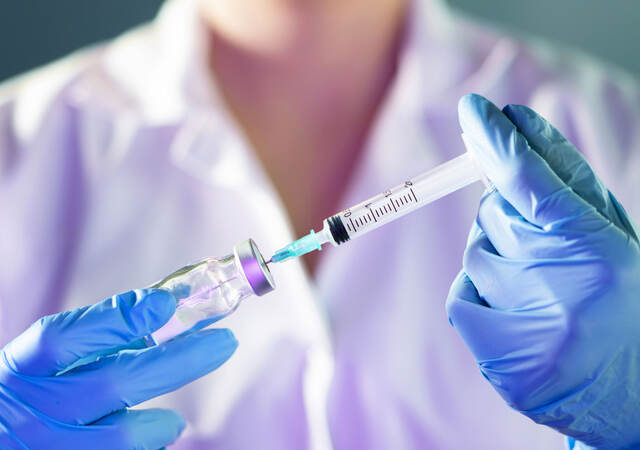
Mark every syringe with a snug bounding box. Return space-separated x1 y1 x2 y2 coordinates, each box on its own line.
270 134 489 263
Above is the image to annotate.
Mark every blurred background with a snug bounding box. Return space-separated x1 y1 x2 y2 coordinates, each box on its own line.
1 0 639 82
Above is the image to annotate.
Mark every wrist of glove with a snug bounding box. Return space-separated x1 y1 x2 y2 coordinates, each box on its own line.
447 94 640 449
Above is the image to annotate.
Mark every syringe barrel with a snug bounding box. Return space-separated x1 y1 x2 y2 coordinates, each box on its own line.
326 151 483 244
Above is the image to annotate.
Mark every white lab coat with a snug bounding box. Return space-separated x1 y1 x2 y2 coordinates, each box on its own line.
1 0 638 448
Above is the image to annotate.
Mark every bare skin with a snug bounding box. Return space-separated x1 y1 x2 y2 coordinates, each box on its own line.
200 0 409 274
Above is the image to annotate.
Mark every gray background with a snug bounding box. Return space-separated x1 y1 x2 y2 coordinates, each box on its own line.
1 0 639 82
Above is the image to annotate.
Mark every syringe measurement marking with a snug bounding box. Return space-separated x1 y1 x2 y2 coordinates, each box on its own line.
345 187 420 234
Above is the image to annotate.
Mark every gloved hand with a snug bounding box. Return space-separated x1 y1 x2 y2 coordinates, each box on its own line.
447 94 640 449
0 289 238 449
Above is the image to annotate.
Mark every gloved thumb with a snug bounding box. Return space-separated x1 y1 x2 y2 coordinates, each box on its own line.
458 94 600 229
3 289 176 376
503 103 638 240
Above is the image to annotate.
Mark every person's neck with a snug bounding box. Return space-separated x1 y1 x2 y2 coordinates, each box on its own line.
200 0 409 274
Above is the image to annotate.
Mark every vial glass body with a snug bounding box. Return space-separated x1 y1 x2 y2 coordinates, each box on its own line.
145 239 274 345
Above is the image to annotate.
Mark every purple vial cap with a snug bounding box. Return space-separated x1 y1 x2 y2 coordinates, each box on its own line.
233 239 275 296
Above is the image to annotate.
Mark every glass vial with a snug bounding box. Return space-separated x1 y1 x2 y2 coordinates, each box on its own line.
144 239 275 346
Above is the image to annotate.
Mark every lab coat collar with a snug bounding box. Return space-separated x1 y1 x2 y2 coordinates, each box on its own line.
101 0 224 124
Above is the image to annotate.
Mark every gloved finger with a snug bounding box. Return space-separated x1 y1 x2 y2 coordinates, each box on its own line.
3 328 237 424
445 270 507 360
462 226 514 310
3 289 176 376
458 94 603 229
463 222 593 311
477 189 597 260
502 105 607 215
477 189 544 259
503 103 638 238
445 271 567 410
5 407 185 450
89 408 185 450
446 271 488 312
463 225 553 310
466 206 485 247
445 272 492 360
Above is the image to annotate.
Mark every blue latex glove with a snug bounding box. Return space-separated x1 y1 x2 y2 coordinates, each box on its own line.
447 94 640 449
0 289 238 449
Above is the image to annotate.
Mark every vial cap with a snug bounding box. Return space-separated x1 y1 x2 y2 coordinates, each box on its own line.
233 239 275 296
